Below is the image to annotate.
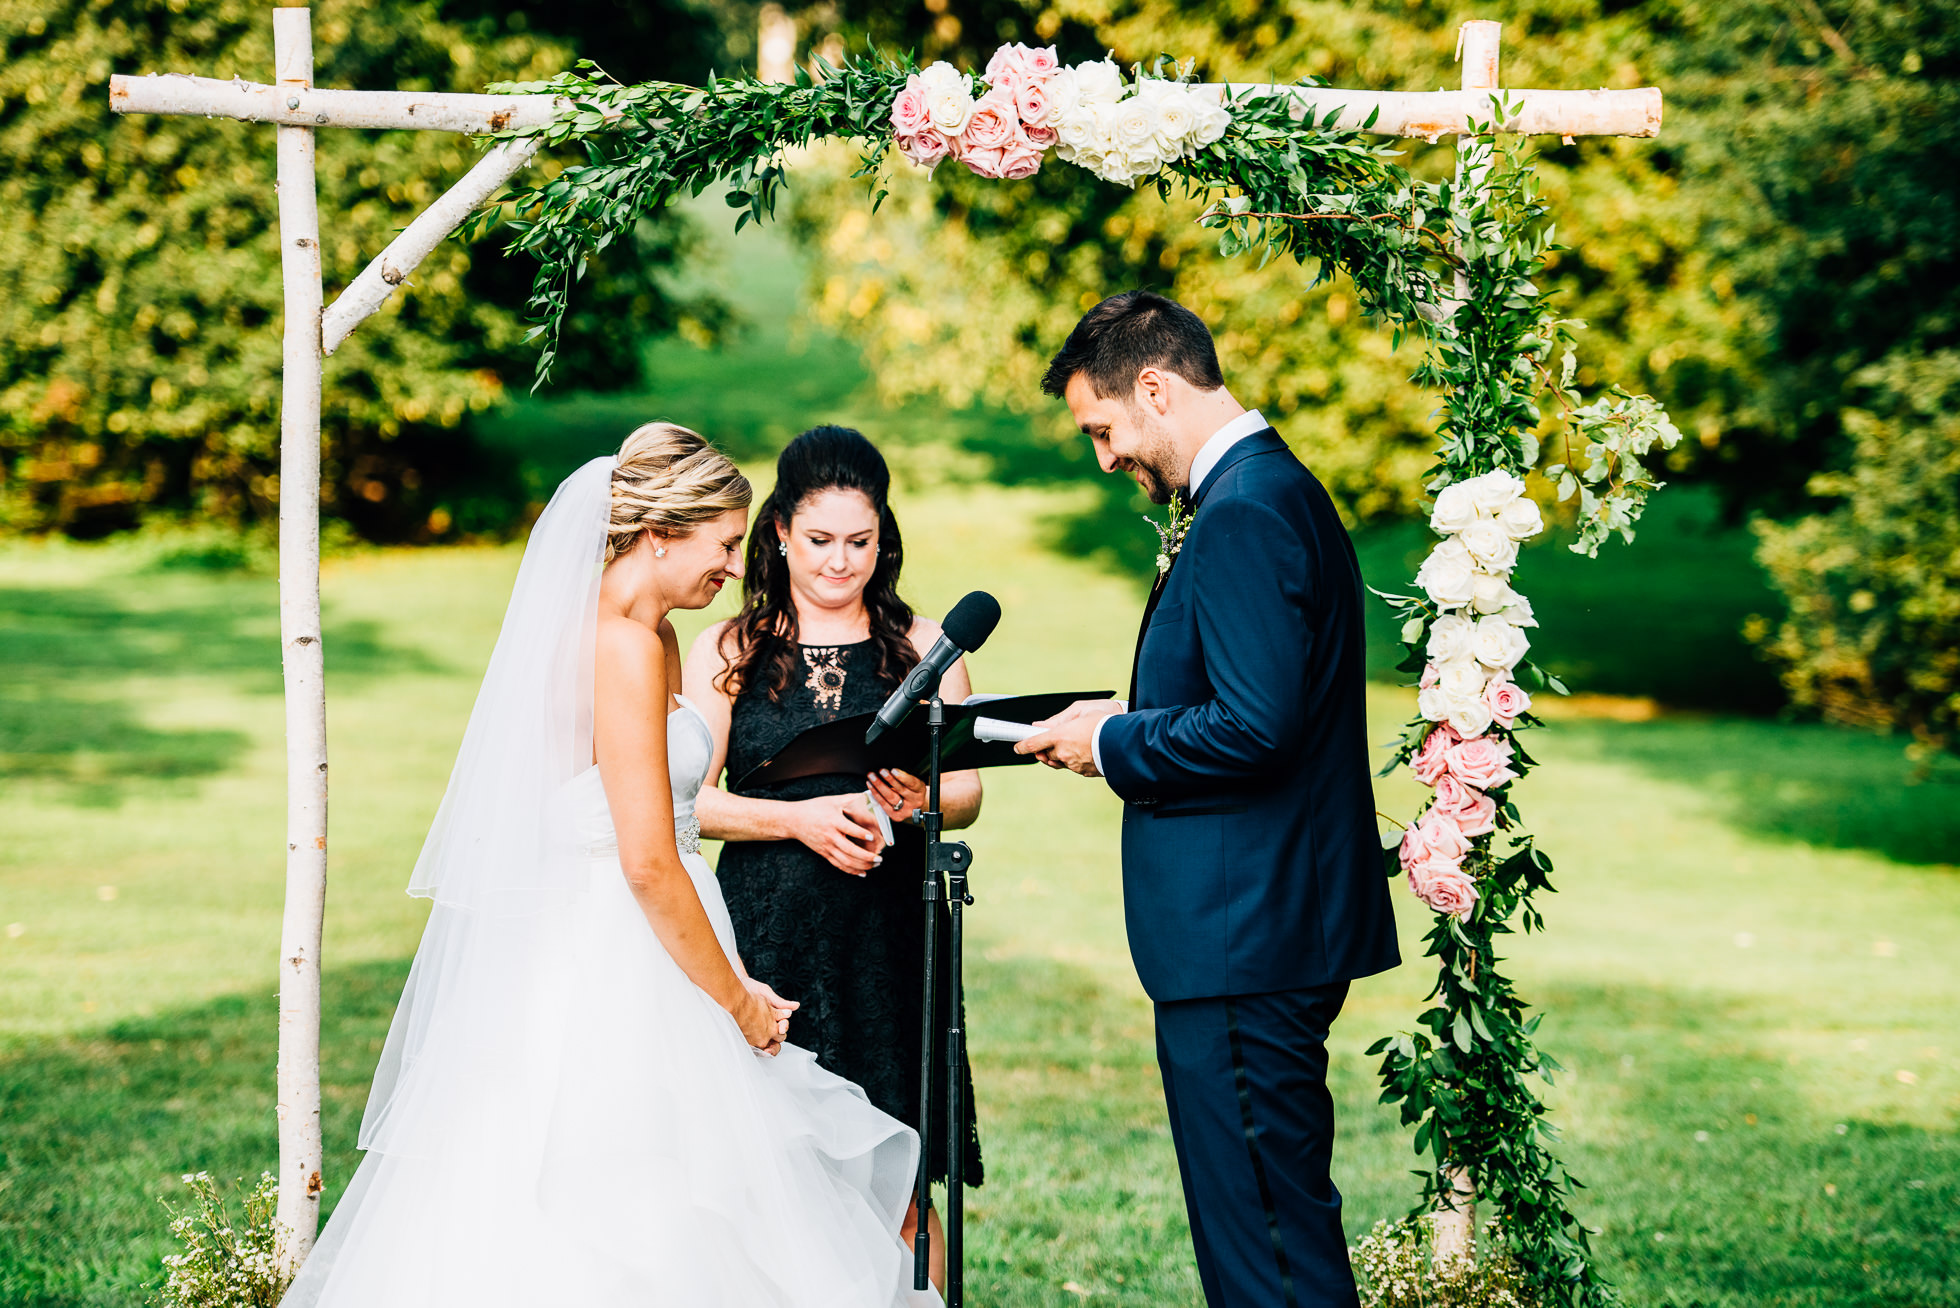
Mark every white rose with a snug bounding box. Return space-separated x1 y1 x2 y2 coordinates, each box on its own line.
1429 483 1480 535
1467 469 1527 514
1447 695 1495 739
917 61 975 135
1417 684 1451 724
1087 101 1122 154
1504 591 1538 628
1470 571 1516 615
1045 66 1083 127
1114 96 1158 152
1056 105 1097 151
1094 150 1136 186
1458 518 1520 572
1137 79 1196 150
1188 91 1231 147
1499 495 1545 541
1473 615 1530 671
1426 613 1477 666
1416 539 1476 609
1072 59 1125 106
1437 660 1487 700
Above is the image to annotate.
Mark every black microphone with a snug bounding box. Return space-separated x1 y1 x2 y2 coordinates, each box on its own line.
865 591 1001 744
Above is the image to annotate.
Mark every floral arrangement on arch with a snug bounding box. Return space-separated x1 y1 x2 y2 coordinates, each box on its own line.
890 44 1232 185
1397 471 1545 920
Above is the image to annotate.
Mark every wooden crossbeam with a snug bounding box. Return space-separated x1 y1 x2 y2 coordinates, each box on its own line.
112 72 1661 143
109 72 563 134
1230 84 1661 140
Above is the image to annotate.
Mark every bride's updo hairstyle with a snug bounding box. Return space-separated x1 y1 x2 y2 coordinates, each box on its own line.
719 425 918 700
605 422 753 564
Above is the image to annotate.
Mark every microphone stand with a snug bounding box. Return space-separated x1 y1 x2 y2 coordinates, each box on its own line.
913 693 974 1303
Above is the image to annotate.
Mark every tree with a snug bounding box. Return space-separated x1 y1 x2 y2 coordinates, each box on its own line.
1750 350 1960 760
1655 0 1960 514
0 0 723 540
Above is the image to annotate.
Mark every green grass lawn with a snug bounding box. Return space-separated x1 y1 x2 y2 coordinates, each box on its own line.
3 475 1956 1307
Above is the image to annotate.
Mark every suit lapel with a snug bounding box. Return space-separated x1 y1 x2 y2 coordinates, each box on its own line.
1126 429 1284 705
1128 565 1173 704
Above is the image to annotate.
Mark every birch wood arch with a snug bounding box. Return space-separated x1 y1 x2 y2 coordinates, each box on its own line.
109 13 1664 1298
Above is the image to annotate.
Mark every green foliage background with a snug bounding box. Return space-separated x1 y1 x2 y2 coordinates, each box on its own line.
0 0 724 540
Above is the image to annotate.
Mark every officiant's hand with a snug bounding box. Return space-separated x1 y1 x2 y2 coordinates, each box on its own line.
791 794 886 877
1017 699 1123 777
867 767 927 825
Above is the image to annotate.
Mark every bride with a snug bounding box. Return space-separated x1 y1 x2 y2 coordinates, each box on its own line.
282 425 937 1307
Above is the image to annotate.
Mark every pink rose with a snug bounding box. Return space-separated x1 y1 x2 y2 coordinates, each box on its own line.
897 128 952 170
1399 809 1469 871
1432 773 1497 837
1410 723 1460 786
1445 734 1519 790
984 44 1028 91
1420 661 1441 689
891 79 930 137
1024 121 1058 149
1023 44 1060 77
959 144 1008 178
961 89 1018 151
1408 861 1480 919
1015 78 1051 129
1484 677 1531 728
997 138 1044 179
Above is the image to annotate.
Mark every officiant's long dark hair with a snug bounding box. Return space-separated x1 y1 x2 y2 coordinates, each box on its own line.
718 426 919 701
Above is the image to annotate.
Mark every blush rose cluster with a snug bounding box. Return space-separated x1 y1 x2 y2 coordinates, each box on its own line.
889 45 1232 185
1396 469 1546 920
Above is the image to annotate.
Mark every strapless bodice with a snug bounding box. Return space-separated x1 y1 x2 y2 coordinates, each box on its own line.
566 698 714 858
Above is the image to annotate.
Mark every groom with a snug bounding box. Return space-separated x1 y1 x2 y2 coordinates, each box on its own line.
1019 291 1400 1307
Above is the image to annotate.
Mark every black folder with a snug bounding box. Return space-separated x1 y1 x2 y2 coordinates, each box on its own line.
732 690 1116 790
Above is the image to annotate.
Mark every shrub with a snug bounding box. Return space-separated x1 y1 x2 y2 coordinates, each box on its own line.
1350 1218 1536 1308
1750 350 1960 760
153 1172 290 1308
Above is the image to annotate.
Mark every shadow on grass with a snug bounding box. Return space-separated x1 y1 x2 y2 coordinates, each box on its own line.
0 576 437 805
5 952 1950 1308
1553 715 1960 868
1532 980 1959 1308
0 959 409 1308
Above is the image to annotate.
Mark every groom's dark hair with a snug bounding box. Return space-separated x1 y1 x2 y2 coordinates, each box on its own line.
1041 290 1225 400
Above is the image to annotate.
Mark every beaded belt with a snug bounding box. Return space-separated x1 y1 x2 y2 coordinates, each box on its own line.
674 814 701 856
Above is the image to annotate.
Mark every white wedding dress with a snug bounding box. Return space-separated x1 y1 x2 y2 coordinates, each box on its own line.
282 458 937 1308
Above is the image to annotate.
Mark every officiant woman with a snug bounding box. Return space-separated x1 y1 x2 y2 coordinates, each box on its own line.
683 425 983 1286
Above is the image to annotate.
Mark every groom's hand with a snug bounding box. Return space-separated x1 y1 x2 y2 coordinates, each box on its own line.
1016 700 1123 778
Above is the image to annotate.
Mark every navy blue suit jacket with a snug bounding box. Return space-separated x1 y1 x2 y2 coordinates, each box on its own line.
1098 428 1400 1003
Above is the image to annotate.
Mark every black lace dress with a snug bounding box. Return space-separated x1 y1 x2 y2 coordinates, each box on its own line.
717 640 983 1188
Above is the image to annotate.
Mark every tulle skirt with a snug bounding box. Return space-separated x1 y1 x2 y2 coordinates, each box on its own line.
281 852 936 1307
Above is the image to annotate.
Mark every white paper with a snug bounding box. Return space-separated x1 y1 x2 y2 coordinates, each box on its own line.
973 716 1042 744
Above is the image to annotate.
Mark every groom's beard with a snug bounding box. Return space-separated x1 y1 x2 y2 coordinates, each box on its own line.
1122 409 1184 506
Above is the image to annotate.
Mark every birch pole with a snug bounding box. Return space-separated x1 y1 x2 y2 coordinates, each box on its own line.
270 5 329 1270
1430 16 1501 1269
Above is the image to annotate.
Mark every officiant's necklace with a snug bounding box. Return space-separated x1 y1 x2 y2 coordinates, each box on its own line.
1147 492 1193 577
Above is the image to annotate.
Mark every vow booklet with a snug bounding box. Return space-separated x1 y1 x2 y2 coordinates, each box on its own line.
733 690 1115 790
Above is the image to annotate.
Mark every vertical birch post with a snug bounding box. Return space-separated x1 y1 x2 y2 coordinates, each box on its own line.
271 4 329 1270
1431 15 1502 1269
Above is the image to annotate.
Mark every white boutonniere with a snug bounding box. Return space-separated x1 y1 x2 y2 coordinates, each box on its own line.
1146 491 1193 577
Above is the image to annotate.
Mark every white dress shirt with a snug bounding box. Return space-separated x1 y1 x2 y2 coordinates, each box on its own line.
1090 409 1267 777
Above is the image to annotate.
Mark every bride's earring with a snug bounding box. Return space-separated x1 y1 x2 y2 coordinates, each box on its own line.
654 544 666 558
778 540 787 557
